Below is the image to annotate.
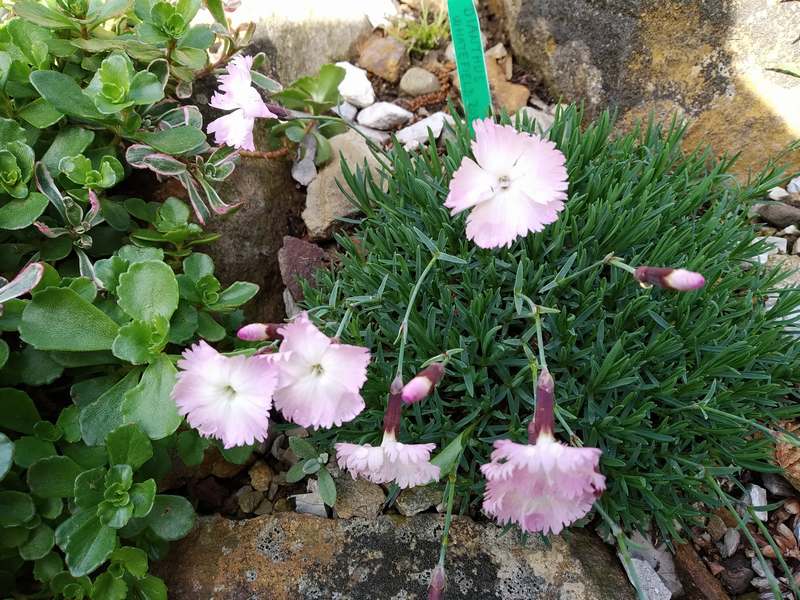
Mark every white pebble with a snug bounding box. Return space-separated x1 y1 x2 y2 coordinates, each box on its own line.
336 61 375 108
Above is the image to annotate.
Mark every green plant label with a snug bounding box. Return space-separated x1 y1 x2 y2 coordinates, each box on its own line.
447 0 491 131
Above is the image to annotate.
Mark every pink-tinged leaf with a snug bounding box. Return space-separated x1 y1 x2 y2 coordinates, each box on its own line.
159 106 203 130
126 145 187 176
197 173 240 215
33 222 69 238
0 262 44 303
177 173 210 225
85 190 101 223
34 162 67 220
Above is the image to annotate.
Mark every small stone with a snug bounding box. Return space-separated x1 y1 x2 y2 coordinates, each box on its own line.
268 482 279 500
788 176 800 194
751 555 773 578
335 61 375 108
278 236 327 300
333 102 358 121
333 478 385 519
303 130 382 240
755 203 800 228
722 528 741 558
236 486 264 514
748 484 769 520
794 238 800 255
249 461 275 493
484 42 507 60
761 473 796 497
721 554 755 594
395 112 454 149
516 106 555 134
273 498 291 512
396 485 444 517
254 498 273 515
769 187 790 201
707 514 727 541
285 427 309 438
293 480 328 518
291 133 317 186
627 558 671 600
358 35 409 83
352 124 390 144
356 102 413 130
399 67 441 96
778 224 800 236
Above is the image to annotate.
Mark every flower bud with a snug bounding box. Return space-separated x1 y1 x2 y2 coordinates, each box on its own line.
237 322 283 341
427 564 446 600
528 369 555 443
633 266 705 291
401 363 445 405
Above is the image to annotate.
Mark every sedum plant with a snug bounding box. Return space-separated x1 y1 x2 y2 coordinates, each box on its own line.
0 0 269 597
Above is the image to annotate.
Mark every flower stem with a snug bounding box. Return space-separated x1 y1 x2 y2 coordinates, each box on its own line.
608 258 637 275
533 306 547 371
396 254 438 380
438 471 457 565
593 503 648 600
541 253 616 291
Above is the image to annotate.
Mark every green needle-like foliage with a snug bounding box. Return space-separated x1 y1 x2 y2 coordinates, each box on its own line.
304 106 800 541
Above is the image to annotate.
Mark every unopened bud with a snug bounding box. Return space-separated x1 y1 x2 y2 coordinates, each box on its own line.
428 564 446 600
237 322 283 341
401 363 445 405
633 266 705 291
528 369 555 443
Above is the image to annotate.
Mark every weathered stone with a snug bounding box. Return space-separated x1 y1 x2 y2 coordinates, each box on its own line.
292 479 327 518
303 130 382 240
155 513 634 599
496 0 800 178
356 101 413 130
755 203 800 229
249 461 275 492
396 485 443 516
277 236 327 300
629 558 671 600
204 131 306 322
254 499 274 515
706 514 727 542
209 0 374 85
399 66 441 96
333 477 385 519
722 528 740 559
235 486 264 514
336 61 375 108
333 101 358 121
358 35 409 83
395 112 454 149
761 472 796 498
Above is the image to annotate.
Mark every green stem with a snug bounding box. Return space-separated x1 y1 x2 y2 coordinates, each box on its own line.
438 471 457 565
533 307 547 371
608 258 637 275
395 254 438 380
543 253 616 290
594 503 648 600
747 505 800 599
165 39 176 64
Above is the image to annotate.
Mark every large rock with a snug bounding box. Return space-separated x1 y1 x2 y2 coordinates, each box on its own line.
495 0 800 177
206 143 306 322
215 0 377 84
302 130 382 240
155 513 634 599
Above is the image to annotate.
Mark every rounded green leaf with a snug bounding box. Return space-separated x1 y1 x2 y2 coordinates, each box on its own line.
117 261 179 322
20 287 120 351
19 523 55 560
0 388 41 434
0 491 35 526
0 339 7 370
106 424 153 470
55 510 116 577
0 192 48 230
27 455 83 498
144 495 194 541
33 551 63 583
121 355 180 440
13 436 56 468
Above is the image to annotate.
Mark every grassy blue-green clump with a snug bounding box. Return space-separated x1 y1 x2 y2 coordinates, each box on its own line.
305 106 800 540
